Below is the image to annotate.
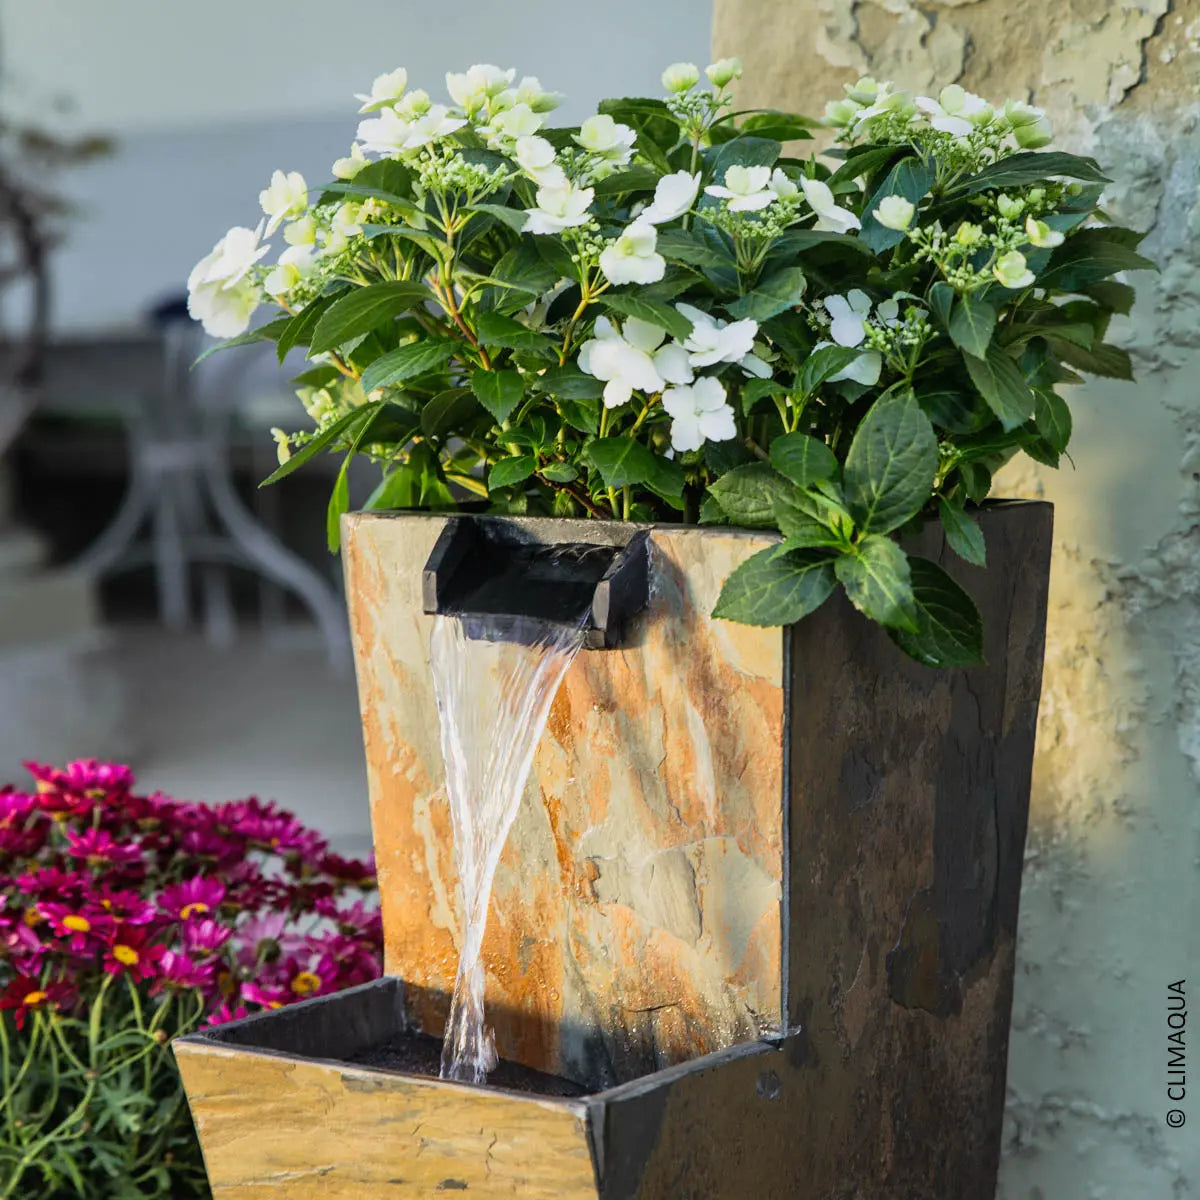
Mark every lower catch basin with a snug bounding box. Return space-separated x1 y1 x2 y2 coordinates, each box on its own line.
174 976 792 1199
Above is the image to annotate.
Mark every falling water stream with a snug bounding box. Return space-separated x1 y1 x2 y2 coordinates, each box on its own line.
429 612 587 1084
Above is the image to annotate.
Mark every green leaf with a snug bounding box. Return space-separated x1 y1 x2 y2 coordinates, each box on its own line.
540 462 579 483
741 377 785 417
475 310 558 356
464 203 530 233
708 462 792 528
1082 280 1136 315
489 455 537 490
470 368 525 424
193 316 291 364
320 180 424 222
259 404 377 486
736 111 815 141
799 345 860 398
927 281 955 331
954 150 1109 195
726 267 806 321
843 389 938 534
948 293 997 359
421 387 480 439
327 402 388 551
655 227 737 270
309 282 433 354
860 158 934 253
888 557 984 668
712 544 837 626
915 387 989 435
773 497 844 548
1052 339 1134 380
963 345 1036 430
601 292 692 341
649 455 686 500
938 497 987 567
834 535 918 631
558 397 601 436
707 136 782 177
291 365 341 388
360 339 457 392
768 228 873 258
827 145 907 189
536 364 605 400
1039 228 1156 291
1034 389 1072 453
364 467 417 511
586 437 659 488
277 293 340 361
592 167 662 196
327 466 350 552
770 432 837 488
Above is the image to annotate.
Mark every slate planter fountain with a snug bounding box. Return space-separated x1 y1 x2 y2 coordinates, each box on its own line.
175 500 1052 1199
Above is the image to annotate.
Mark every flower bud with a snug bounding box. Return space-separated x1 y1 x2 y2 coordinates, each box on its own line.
995 193 1024 221
845 77 883 105
705 58 743 88
955 221 984 246
662 62 701 93
874 195 915 231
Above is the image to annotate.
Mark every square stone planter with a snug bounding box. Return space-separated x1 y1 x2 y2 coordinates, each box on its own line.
177 501 1053 1198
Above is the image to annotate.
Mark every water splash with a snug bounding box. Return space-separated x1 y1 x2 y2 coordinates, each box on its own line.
429 613 586 1084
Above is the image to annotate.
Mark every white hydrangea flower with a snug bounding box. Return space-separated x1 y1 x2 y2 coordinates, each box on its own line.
996 193 1025 220
823 97 862 128
675 303 758 367
355 68 408 113
599 221 666 286
815 341 882 386
186 223 270 338
331 202 363 239
264 244 319 297
801 177 861 234
915 84 993 137
873 195 914 231
847 81 914 133
283 214 318 247
575 115 637 167
705 58 743 88
1025 215 1064 249
662 62 700 93
993 250 1035 289
662 377 737 452
1004 100 1053 149
514 136 568 189
578 315 690 409
705 165 776 212
403 105 468 151
740 349 772 378
639 171 701 225
332 143 369 180
395 89 433 119
823 290 873 347
356 107 412 155
258 170 308 235
511 76 562 113
522 182 594 234
446 64 516 112
768 168 800 202
490 102 544 141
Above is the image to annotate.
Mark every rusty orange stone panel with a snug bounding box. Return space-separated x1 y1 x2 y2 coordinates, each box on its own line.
342 514 786 1082
175 1041 597 1199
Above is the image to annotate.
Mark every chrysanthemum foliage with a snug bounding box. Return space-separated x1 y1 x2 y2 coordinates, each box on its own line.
191 63 1150 666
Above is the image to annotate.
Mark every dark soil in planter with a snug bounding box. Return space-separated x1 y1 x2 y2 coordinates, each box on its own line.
348 1032 588 1098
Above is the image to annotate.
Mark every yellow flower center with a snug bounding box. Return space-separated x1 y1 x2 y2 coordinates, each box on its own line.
22 990 47 1007
291 972 320 995
62 915 90 933
23 908 41 928
179 902 209 920
113 944 139 966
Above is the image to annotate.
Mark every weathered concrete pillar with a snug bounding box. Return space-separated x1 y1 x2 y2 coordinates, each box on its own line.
712 3 1200 1195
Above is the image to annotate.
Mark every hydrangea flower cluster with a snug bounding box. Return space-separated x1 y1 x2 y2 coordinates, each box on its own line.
188 58 1147 668
0 760 381 1196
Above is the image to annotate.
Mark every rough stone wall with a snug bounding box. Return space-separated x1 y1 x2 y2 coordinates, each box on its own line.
712 4 1200 1197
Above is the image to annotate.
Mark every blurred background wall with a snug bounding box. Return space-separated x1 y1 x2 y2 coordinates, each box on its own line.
713 1 1200 1196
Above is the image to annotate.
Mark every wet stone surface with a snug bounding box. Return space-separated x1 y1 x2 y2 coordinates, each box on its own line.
347 1033 589 1098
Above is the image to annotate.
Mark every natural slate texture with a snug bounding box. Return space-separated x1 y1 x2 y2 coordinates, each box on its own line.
341 513 787 1087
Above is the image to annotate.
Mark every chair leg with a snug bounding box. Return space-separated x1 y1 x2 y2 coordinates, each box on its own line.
151 475 190 631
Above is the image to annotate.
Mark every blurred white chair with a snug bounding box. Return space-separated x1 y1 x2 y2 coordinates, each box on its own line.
74 300 351 670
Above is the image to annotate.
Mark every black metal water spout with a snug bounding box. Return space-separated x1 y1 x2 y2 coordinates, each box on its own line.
421 517 649 649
